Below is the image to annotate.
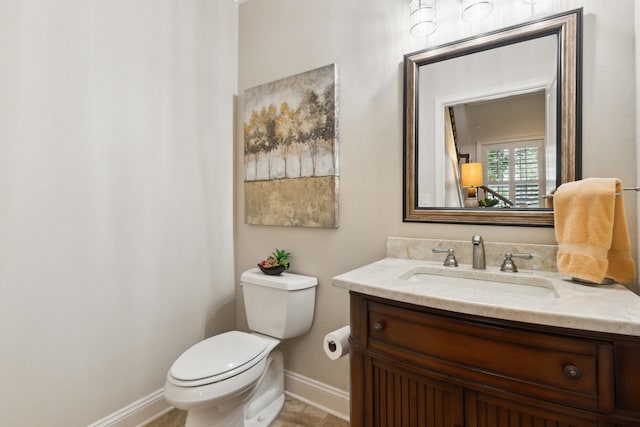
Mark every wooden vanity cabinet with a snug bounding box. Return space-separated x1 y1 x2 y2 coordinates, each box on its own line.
349 292 640 427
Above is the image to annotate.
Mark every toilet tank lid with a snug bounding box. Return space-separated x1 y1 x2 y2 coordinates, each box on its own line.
241 268 318 290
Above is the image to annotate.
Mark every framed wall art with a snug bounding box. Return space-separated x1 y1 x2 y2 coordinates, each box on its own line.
243 64 339 228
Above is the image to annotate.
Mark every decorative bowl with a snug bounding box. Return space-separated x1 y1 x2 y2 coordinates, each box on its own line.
258 264 287 276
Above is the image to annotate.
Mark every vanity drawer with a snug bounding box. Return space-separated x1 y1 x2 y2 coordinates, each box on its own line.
367 301 614 413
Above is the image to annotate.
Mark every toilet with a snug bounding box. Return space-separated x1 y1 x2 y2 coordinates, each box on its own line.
164 268 318 427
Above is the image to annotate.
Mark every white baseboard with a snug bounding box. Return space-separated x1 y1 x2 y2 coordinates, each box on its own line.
284 370 350 422
87 388 171 427
87 372 349 427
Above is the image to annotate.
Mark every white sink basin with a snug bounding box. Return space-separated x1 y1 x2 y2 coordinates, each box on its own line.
399 265 559 299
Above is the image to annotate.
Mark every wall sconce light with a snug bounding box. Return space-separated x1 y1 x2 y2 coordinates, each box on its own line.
461 0 493 22
410 0 437 37
409 0 505 36
461 162 483 208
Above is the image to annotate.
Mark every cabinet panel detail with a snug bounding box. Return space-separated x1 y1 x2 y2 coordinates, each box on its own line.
466 390 599 427
368 356 463 427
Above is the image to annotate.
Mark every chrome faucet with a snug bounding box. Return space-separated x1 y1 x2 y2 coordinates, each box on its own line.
472 235 486 269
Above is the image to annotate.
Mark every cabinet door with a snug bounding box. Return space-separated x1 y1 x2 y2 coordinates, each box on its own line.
366 356 464 427
465 390 601 427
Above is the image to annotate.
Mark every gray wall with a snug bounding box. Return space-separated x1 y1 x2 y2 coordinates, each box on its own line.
235 0 636 394
0 1 237 425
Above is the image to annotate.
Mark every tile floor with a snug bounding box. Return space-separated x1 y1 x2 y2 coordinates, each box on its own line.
144 395 349 427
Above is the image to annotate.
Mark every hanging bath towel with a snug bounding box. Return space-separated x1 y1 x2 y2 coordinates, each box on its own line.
554 178 635 284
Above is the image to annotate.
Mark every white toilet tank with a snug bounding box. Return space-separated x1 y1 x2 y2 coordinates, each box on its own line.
241 268 318 339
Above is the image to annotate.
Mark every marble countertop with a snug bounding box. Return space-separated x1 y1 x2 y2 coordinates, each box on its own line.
333 257 640 337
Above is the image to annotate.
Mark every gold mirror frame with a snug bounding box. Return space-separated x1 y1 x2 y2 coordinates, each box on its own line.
404 9 582 226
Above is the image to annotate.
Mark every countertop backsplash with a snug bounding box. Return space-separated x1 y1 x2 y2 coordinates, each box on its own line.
387 237 559 272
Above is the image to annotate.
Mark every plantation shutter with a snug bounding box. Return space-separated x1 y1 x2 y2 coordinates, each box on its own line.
480 139 545 207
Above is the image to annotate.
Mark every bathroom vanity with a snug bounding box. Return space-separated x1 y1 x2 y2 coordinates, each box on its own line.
333 238 640 427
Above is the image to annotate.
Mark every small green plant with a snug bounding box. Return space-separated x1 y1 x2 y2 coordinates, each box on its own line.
478 197 500 208
258 248 290 269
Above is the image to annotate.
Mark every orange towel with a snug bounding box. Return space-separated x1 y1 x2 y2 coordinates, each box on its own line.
554 178 636 284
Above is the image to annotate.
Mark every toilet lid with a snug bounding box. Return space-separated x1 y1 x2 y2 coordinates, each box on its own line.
170 331 269 382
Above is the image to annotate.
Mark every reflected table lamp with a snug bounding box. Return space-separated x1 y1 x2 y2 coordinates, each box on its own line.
461 162 483 208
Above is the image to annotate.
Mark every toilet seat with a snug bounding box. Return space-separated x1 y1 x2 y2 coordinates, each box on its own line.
168 331 271 387
164 354 269 410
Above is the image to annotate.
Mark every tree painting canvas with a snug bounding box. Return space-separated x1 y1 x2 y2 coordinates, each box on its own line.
243 64 339 228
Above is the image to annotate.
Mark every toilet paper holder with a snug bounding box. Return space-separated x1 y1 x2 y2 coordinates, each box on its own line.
324 325 351 360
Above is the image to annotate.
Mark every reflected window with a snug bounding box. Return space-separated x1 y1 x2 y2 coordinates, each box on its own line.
480 139 545 207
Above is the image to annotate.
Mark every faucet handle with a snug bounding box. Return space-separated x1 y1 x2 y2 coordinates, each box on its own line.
432 247 459 267
500 252 533 273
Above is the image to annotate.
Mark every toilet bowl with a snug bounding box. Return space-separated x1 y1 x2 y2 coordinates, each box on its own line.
164 268 317 427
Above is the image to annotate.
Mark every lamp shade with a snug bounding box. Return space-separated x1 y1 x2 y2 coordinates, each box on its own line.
461 162 483 187
461 0 493 21
410 0 437 37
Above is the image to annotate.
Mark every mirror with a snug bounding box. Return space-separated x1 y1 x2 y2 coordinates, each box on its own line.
404 9 582 226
